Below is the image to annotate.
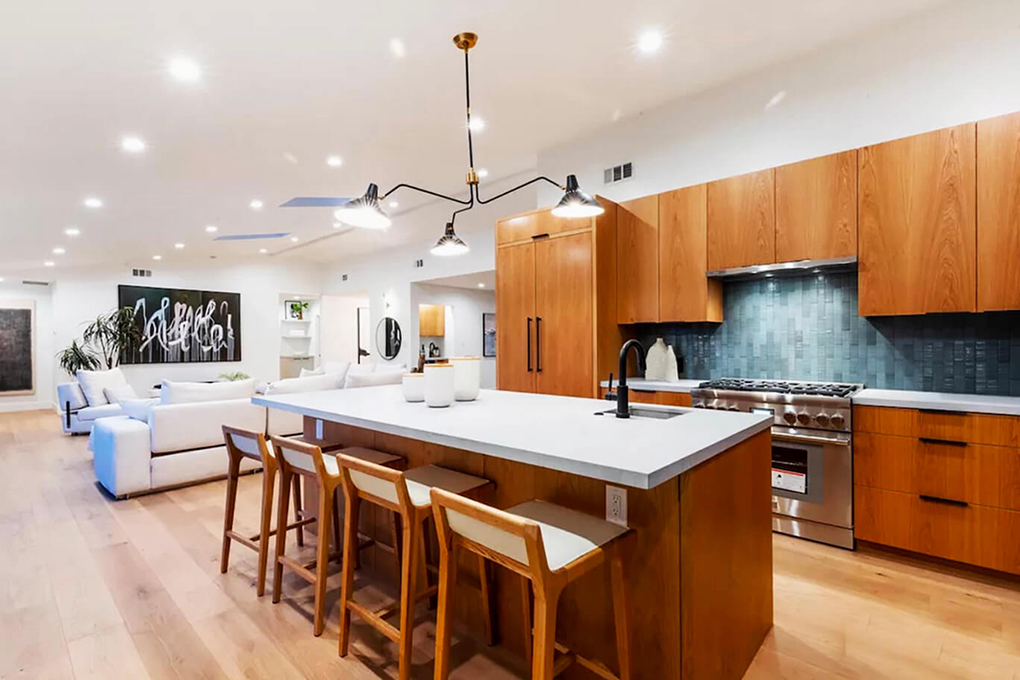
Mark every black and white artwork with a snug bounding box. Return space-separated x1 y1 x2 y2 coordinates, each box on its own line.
0 301 34 394
482 312 496 358
118 285 241 364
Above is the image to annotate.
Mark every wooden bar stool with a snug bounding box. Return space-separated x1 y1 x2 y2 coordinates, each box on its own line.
335 454 496 680
220 426 316 596
270 436 404 636
430 489 634 680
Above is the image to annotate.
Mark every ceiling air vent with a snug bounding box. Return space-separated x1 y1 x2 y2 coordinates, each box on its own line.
132 268 153 278
21 280 50 287
342 274 348 282
603 162 633 185
413 259 424 268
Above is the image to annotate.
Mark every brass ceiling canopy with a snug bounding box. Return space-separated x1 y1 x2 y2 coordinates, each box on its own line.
453 32 478 51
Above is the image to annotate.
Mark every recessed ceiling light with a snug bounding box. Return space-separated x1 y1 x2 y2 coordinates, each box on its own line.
205 225 218 233
250 199 264 210
477 168 489 178
259 248 268 254
65 226 80 237
0 277 4 283
152 255 162 261
468 116 485 132
83 197 103 208
637 29 664 55
52 247 65 255
764 90 788 111
283 152 299 165
477 283 485 288
43 261 55 267
390 39 406 58
290 236 299 243
121 136 146 153
168 56 201 83
174 243 185 249
388 201 399 209
326 155 343 168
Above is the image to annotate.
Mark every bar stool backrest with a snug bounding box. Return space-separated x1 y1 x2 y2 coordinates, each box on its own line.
336 453 413 515
270 435 330 479
222 425 271 463
431 487 551 586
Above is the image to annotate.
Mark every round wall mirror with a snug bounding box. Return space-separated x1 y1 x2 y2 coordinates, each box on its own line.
375 317 402 360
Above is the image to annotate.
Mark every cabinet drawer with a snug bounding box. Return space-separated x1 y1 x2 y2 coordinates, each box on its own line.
853 405 1018 446
855 486 1016 574
597 388 692 407
496 211 589 245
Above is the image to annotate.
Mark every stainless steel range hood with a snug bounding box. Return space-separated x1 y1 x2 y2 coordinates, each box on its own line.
706 256 856 280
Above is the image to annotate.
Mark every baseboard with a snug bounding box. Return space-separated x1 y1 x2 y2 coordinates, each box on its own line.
0 400 56 413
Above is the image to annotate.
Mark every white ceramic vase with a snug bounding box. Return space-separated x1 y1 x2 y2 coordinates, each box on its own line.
401 373 424 402
645 338 669 380
424 364 455 408
449 357 480 401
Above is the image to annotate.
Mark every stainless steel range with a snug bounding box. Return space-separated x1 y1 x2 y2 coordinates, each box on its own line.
690 378 863 549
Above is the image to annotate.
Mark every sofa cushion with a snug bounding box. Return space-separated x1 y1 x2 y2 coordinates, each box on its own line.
299 367 324 378
76 368 128 407
104 384 140 404
57 382 88 411
120 398 157 422
77 403 126 422
160 378 256 405
345 370 404 388
150 398 265 454
343 363 405 388
265 372 344 395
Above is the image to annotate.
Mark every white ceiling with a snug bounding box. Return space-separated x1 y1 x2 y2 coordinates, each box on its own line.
0 0 946 277
422 270 496 291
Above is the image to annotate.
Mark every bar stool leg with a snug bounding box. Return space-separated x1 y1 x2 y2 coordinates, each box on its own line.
331 488 342 554
478 556 497 646
433 541 459 680
313 480 335 637
220 451 242 574
609 546 632 680
272 466 294 604
519 577 533 669
338 494 361 657
397 517 421 680
531 585 562 680
292 475 304 547
255 460 277 596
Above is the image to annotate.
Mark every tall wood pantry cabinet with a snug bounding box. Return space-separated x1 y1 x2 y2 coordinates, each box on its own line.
495 201 622 398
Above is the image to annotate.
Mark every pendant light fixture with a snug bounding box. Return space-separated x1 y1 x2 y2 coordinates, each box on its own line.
285 32 602 255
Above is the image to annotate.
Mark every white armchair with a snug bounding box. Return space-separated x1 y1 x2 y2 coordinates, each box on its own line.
58 381 124 434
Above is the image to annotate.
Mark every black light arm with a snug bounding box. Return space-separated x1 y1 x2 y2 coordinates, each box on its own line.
378 182 473 206
474 175 564 205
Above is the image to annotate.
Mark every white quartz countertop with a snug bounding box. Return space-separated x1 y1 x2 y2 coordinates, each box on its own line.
598 378 703 393
853 389 1020 416
254 386 771 489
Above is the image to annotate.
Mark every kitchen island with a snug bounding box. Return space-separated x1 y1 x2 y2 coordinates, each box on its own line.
254 386 774 680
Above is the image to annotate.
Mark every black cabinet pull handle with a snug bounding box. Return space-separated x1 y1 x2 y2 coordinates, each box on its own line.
534 318 542 375
919 494 969 508
526 317 533 372
531 233 550 240
919 437 968 447
918 409 969 416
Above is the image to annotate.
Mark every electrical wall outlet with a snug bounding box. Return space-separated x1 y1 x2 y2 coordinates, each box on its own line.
606 485 628 527
315 418 323 440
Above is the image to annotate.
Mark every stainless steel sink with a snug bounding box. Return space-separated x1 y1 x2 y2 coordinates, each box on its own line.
595 406 686 420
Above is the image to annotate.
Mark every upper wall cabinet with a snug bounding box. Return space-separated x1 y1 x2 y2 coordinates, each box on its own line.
706 169 775 271
617 195 660 324
775 151 857 263
496 208 587 246
418 304 445 337
977 112 1020 311
858 124 976 316
659 185 723 323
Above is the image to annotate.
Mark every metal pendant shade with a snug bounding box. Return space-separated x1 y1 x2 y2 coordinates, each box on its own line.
333 183 391 230
430 223 470 256
551 174 604 218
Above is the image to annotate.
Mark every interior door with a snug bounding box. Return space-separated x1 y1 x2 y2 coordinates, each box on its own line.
495 242 536 393
535 232 593 397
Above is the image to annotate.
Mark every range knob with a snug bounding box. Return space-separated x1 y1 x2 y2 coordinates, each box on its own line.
830 413 846 429
782 410 798 425
815 413 830 427
796 411 811 426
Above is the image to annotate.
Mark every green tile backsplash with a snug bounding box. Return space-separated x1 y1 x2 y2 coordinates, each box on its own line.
635 272 1020 395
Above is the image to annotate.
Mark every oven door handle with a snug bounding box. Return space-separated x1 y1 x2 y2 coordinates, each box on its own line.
771 431 851 447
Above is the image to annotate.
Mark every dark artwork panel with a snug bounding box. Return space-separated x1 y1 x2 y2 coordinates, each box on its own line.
0 309 33 393
118 285 242 364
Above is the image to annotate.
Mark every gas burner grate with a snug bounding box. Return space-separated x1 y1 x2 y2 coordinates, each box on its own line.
697 379 860 398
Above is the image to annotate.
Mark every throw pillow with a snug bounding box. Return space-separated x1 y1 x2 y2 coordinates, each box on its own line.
121 398 157 423
76 368 129 407
103 384 139 404
299 367 325 378
160 378 257 405
344 370 404 389
265 372 344 395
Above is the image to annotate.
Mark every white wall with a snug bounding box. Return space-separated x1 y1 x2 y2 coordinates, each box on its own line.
0 283 55 412
411 283 496 388
51 262 323 398
536 0 1020 206
320 294 369 367
323 173 536 369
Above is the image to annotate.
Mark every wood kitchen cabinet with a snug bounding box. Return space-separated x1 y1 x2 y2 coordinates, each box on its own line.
495 201 621 398
617 195 659 324
977 111 1020 311
858 124 977 316
707 169 775 271
418 304 445 337
659 184 723 322
775 150 857 263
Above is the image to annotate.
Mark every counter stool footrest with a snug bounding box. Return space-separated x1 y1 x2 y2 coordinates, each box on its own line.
553 640 620 680
372 585 440 621
347 601 401 643
225 530 260 553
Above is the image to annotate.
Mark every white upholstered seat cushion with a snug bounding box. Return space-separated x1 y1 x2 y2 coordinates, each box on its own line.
341 446 403 467
77 403 126 422
505 500 629 571
404 465 489 508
